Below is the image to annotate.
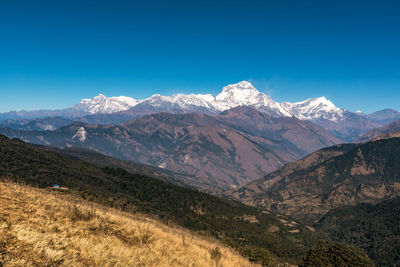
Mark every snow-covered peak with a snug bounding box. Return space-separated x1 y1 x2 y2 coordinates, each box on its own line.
110 96 139 107
94 93 106 99
68 82 346 122
215 81 291 116
172 94 216 108
281 96 344 121
295 97 339 111
73 94 140 114
216 81 263 103
226 80 255 90
144 93 217 112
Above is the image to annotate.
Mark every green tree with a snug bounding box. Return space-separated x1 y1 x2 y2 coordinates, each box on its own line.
300 240 375 267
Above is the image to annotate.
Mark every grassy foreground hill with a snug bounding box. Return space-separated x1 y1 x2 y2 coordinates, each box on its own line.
0 182 254 266
0 135 322 265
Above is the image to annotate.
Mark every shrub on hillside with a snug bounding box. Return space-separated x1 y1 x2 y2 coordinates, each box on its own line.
299 240 374 267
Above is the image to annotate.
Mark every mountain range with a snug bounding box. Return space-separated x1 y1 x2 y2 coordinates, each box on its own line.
1 81 399 192
1 81 398 141
1 81 399 265
0 106 340 190
357 119 400 143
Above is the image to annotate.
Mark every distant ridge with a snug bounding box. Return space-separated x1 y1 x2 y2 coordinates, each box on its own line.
357 119 400 142
0 81 355 121
1 81 397 141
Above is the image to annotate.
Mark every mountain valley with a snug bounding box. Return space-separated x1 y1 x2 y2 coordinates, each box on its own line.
0 134 325 265
1 81 399 266
0 106 341 190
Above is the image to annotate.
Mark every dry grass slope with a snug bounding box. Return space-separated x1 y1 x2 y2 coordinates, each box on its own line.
0 182 257 267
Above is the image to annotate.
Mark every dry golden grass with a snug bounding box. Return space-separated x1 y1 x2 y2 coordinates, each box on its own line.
0 182 258 267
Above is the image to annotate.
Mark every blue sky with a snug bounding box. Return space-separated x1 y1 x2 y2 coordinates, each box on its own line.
0 0 399 113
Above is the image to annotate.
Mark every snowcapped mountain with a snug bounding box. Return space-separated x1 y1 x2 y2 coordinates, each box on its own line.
281 96 344 121
280 96 382 141
132 81 342 120
214 81 292 117
0 80 393 141
0 81 346 121
72 94 140 114
71 81 295 117
142 93 217 113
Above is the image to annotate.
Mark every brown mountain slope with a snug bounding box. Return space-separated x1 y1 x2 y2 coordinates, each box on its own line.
309 111 382 142
216 106 341 154
0 107 340 190
357 119 400 142
229 143 358 202
231 134 400 223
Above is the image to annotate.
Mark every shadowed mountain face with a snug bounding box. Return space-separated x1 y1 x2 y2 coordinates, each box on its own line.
216 106 341 153
358 119 400 143
308 111 382 142
0 107 340 190
232 134 400 223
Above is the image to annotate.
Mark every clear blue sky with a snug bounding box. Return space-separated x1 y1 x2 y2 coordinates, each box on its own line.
0 0 399 113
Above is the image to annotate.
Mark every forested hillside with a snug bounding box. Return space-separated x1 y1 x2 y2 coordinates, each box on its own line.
0 135 322 265
316 197 400 266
